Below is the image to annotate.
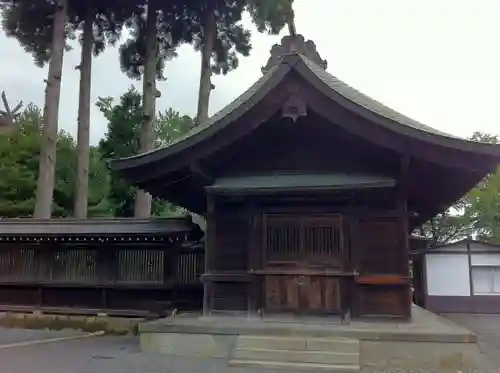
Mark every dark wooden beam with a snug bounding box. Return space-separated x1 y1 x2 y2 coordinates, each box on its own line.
202 193 215 316
398 154 412 318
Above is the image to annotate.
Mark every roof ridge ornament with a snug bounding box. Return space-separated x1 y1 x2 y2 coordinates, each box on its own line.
262 0 326 73
261 34 328 74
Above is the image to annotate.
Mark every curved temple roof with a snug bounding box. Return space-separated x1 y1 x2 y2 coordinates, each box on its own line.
111 47 500 172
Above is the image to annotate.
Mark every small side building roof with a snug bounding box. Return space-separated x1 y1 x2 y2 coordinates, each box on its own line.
0 217 195 239
423 238 500 254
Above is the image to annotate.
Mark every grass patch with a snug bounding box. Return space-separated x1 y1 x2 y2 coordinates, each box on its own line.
0 313 143 335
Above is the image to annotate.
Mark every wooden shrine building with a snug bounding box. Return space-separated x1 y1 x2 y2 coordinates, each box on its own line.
112 34 500 320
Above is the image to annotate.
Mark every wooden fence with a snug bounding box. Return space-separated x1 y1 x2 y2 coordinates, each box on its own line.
0 242 205 317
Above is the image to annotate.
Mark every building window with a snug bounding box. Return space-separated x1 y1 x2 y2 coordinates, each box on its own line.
471 266 500 295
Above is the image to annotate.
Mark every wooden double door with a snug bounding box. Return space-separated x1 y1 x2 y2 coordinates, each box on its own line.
262 214 346 314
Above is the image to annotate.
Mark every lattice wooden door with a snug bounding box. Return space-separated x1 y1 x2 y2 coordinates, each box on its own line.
263 214 344 314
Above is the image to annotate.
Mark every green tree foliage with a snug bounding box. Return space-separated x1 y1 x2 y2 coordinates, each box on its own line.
246 0 294 35
118 5 178 81
97 88 141 217
97 86 193 217
463 132 500 243
417 203 473 246
0 104 40 217
155 108 195 147
1 0 75 67
0 104 112 217
1 0 137 66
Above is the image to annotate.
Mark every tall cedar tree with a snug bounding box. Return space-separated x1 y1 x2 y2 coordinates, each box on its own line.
69 0 139 217
35 0 67 218
192 0 251 124
119 0 292 216
119 0 189 217
2 0 70 217
2 0 139 217
134 1 158 217
193 0 295 124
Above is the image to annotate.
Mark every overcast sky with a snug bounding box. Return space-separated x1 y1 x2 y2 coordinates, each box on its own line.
0 0 499 145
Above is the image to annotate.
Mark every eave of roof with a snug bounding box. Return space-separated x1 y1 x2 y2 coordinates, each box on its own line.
0 218 193 236
111 61 291 171
295 55 500 156
110 53 500 173
205 173 396 194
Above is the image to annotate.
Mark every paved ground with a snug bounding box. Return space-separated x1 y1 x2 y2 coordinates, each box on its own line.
0 327 84 346
442 313 500 363
0 332 287 373
0 314 498 373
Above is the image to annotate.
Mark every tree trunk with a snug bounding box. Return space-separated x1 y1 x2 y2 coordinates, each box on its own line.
196 5 216 125
34 0 68 218
133 1 157 218
73 3 94 218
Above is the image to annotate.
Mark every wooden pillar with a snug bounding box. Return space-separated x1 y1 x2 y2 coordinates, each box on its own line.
246 199 261 315
398 154 411 318
467 241 473 300
202 193 215 316
96 244 112 311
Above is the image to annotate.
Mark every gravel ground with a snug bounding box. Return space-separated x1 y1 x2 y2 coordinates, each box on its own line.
0 314 498 373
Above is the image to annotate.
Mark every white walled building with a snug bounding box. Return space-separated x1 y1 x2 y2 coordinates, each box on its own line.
418 239 500 314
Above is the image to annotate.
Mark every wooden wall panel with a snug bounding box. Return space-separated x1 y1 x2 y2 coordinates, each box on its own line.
0 242 204 316
211 282 248 311
354 285 409 317
351 215 410 318
264 275 341 314
354 217 406 275
210 111 399 179
213 213 249 272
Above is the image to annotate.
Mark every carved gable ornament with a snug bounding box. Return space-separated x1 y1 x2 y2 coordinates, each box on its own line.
262 35 328 122
261 34 328 74
261 34 327 123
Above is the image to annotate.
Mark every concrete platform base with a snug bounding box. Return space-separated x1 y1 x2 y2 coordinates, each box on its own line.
139 306 490 372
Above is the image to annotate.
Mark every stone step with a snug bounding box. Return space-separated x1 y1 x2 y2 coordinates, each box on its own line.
229 359 360 372
233 347 359 366
236 335 359 353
